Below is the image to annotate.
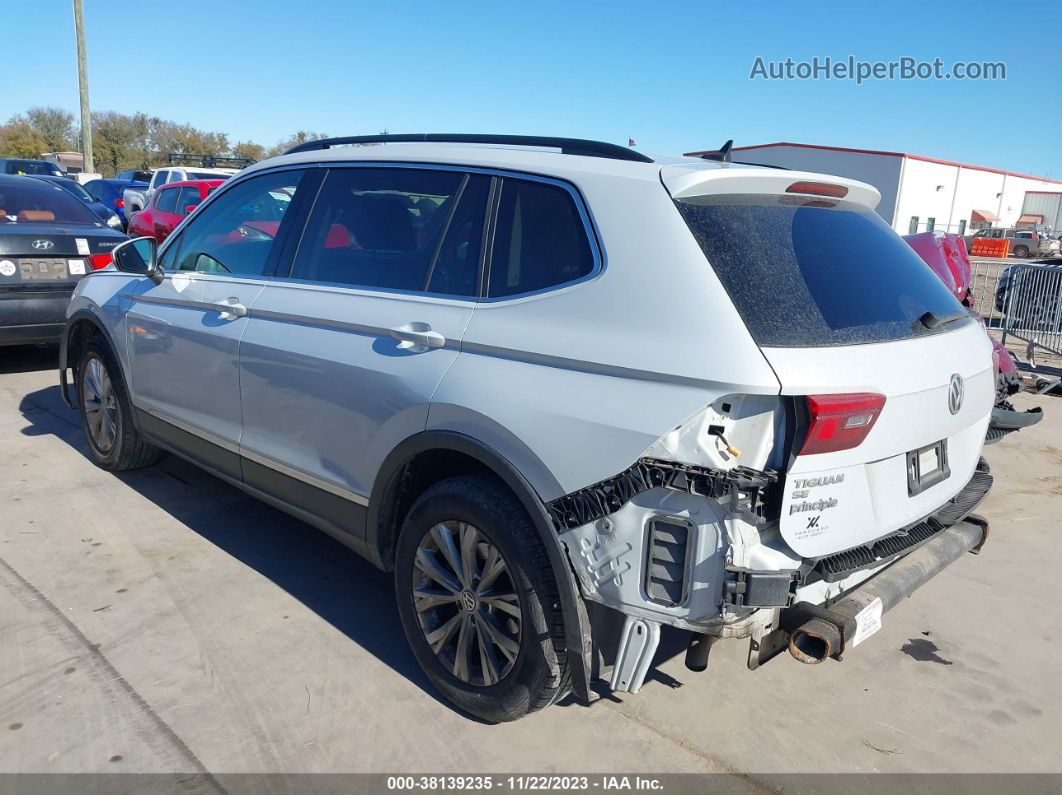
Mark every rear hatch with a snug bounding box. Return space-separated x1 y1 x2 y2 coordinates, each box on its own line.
663 165 994 559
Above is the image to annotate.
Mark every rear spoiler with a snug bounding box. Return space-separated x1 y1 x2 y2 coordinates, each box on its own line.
661 164 882 211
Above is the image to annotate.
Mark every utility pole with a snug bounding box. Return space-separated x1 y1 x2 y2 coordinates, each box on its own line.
72 0 94 172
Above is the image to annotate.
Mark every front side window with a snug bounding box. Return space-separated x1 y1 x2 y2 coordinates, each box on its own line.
155 187 180 214
487 179 594 298
290 167 485 296
167 169 305 276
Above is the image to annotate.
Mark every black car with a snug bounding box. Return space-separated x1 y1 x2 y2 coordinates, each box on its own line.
0 174 127 346
0 157 67 177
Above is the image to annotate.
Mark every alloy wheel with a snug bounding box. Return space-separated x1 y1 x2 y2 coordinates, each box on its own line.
411 520 523 687
82 356 117 453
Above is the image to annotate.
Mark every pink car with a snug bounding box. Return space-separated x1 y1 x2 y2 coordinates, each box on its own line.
905 231 1042 441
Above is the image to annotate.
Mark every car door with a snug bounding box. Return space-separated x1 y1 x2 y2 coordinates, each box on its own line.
152 186 182 242
238 165 490 536
125 167 312 480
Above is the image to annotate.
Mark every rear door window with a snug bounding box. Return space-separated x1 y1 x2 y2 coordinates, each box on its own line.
674 195 969 347
176 186 203 215
486 178 595 298
289 167 486 296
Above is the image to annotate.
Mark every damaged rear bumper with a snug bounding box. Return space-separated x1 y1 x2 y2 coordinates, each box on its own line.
753 515 989 667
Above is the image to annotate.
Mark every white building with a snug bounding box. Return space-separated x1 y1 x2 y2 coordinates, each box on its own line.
684 142 1062 236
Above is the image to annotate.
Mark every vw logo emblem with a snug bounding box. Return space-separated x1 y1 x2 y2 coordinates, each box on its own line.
948 373 964 415
31 239 54 250
459 590 477 613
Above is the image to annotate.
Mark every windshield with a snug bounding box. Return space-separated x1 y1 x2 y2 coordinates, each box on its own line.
4 160 63 176
675 194 969 347
0 180 101 225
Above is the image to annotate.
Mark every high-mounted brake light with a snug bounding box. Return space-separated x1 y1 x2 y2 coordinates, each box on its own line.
88 253 112 270
786 181 849 198
799 393 886 455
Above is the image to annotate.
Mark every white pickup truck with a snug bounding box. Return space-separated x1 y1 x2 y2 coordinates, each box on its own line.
123 166 237 219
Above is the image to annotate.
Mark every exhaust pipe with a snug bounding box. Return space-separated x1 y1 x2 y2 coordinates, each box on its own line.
787 618 840 664
783 520 987 665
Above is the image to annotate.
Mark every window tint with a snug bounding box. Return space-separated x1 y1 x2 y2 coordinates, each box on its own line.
155 187 180 214
176 186 202 215
0 180 100 225
674 194 968 347
169 169 304 276
487 179 594 298
4 160 60 176
84 181 103 200
291 167 480 294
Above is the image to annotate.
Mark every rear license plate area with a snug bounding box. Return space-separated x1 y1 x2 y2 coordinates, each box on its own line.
907 439 950 496
13 258 74 281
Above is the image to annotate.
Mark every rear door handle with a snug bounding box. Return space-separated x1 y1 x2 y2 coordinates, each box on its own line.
389 323 446 352
213 297 247 319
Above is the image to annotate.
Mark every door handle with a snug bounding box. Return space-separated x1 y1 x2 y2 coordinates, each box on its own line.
213 297 247 319
389 323 446 352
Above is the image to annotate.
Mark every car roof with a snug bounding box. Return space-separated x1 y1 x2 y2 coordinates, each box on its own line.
0 173 64 186
160 179 225 188
243 142 880 209
246 142 703 184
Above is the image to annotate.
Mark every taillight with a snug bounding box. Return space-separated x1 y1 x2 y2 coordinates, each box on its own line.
115 198 124 208
799 393 886 455
89 253 112 270
786 181 849 198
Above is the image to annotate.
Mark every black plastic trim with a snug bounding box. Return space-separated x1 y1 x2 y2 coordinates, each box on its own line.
546 458 779 532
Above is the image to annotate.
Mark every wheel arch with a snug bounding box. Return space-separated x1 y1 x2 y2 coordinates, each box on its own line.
367 430 594 703
60 309 124 410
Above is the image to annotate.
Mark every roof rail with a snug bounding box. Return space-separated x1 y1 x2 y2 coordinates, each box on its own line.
283 133 654 163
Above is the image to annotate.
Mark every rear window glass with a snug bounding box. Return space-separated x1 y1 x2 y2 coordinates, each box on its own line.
4 160 62 176
190 171 226 181
0 180 101 225
675 195 969 347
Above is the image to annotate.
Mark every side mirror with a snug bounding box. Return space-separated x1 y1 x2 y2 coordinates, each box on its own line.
185 205 199 215
112 236 162 284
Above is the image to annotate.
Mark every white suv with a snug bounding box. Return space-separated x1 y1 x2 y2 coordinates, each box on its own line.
60 134 995 722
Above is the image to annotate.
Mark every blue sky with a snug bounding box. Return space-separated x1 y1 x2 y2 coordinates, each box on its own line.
6 0 1059 176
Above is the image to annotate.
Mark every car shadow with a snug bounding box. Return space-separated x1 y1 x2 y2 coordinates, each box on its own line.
0 342 60 374
16 383 469 718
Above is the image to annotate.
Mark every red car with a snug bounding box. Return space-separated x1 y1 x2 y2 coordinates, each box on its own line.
126 179 223 244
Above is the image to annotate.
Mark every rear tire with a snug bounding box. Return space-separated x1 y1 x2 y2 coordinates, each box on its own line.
1014 245 1030 258
394 474 570 722
77 338 162 471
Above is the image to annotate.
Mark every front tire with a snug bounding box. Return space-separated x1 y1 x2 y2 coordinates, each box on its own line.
1014 245 1030 258
394 474 570 722
77 338 162 471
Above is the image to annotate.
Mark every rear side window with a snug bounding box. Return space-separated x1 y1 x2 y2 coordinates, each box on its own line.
675 195 969 347
290 167 486 296
155 187 179 213
487 179 594 298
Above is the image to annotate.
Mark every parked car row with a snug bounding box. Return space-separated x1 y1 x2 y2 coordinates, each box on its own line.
54 134 997 723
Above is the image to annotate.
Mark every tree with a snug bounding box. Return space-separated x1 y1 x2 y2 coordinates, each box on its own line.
232 140 266 162
0 118 47 158
24 107 76 151
265 130 329 158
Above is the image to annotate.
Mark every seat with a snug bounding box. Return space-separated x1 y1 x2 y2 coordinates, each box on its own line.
348 195 414 251
17 210 55 223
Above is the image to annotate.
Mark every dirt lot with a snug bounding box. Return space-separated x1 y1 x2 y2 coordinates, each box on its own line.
1 344 1060 783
